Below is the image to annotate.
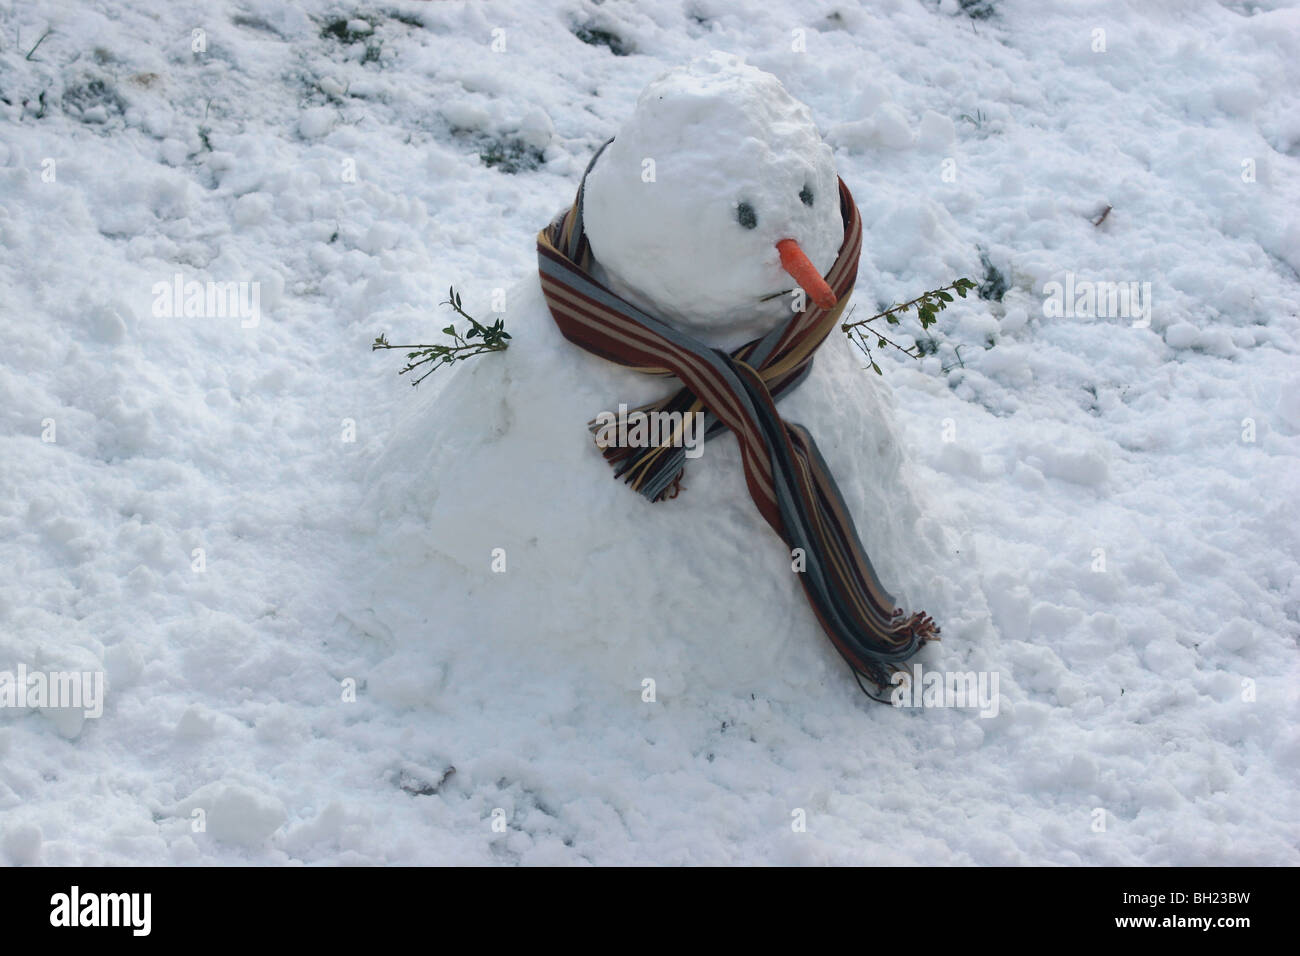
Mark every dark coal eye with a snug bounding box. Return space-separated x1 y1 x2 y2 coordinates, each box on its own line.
736 201 757 229
799 184 814 207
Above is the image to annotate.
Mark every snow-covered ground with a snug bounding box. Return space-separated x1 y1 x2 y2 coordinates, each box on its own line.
2 0 1298 865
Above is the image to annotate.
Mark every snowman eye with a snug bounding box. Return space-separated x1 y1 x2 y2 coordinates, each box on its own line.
799 185 814 207
736 201 758 229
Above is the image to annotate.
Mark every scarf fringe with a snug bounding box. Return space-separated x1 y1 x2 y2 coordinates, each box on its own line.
849 612 941 697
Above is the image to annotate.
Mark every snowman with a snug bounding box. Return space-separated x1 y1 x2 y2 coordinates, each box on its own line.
366 53 943 701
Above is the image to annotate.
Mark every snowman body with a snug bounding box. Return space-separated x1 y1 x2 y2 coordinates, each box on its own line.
365 55 939 697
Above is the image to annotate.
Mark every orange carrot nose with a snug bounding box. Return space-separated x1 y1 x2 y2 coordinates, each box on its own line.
776 238 837 310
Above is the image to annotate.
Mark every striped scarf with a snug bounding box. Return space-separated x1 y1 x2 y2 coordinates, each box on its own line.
536 141 937 692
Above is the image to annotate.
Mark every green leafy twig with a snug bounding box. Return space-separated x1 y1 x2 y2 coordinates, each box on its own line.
372 286 510 386
841 278 975 374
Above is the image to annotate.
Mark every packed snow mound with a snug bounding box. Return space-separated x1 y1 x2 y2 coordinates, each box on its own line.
582 52 842 338
365 275 945 699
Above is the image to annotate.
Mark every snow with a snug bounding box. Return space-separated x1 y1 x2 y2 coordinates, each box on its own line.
366 269 933 699
1 0 1298 865
3 820 43 864
582 52 843 335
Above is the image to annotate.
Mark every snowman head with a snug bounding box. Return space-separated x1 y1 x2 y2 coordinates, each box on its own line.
581 53 844 337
